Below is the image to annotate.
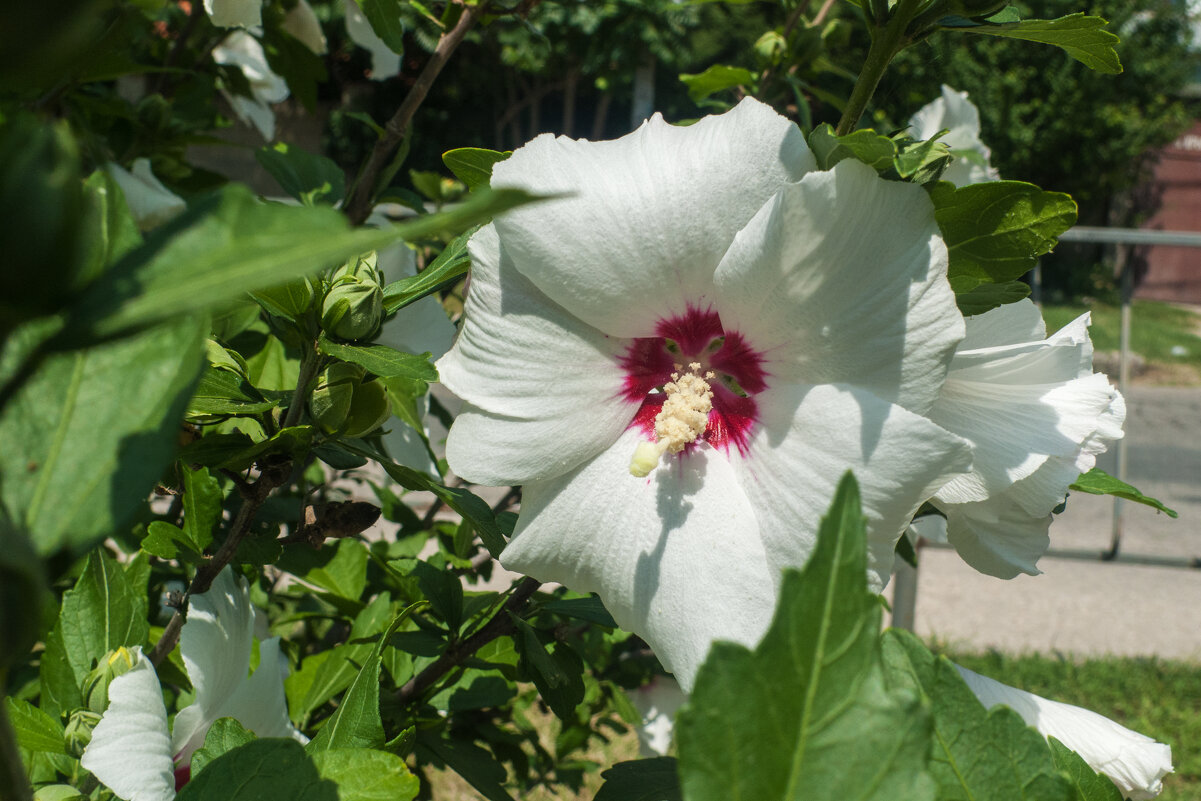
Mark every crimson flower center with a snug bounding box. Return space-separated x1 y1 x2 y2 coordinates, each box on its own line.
620 306 766 461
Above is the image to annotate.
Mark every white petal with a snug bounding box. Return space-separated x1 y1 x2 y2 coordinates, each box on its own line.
713 159 963 415
282 0 327 54
81 648 175 801
105 159 186 231
203 0 261 28
907 513 948 545
213 31 289 101
956 664 1173 800
500 429 779 691
958 298 1046 351
224 93 276 141
931 302 1124 512
211 638 308 745
490 97 814 337
629 677 686 758
937 498 1050 578
170 567 255 760
730 382 972 591
344 0 401 77
437 225 634 485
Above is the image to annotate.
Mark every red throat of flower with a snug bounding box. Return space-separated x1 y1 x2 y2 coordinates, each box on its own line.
620 306 766 470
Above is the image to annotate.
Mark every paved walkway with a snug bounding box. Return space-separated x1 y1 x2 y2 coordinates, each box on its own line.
895 387 1201 662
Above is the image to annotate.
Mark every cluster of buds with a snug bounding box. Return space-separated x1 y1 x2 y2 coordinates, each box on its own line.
321 252 384 341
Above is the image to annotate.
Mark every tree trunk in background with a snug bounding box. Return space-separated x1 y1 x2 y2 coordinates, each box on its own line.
562 67 578 138
592 90 612 140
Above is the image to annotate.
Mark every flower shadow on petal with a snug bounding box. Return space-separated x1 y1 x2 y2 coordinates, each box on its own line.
631 456 702 617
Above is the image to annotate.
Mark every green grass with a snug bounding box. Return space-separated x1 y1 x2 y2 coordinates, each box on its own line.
1042 300 1201 379
945 649 1201 801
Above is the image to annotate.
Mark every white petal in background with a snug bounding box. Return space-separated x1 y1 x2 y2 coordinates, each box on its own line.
629 676 687 757
212 31 290 140
344 0 401 78
490 97 814 337
502 429 779 691
204 0 261 28
956 664 1173 800
282 0 327 54
105 159 187 231
80 648 175 801
713 158 962 416
927 300 1125 577
908 85 1000 187
211 638 308 744
170 568 255 761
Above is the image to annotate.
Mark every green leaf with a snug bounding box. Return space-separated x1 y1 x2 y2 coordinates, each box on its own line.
382 225 475 312
142 520 192 560
678 64 756 102
58 186 541 345
58 550 150 686
181 465 221 551
255 143 346 206
186 365 281 416
954 279 1032 316
176 739 338 801
80 168 142 286
595 758 682 801
412 560 463 631
513 616 585 722
316 335 437 381
1048 738 1124 801
956 14 1121 75
358 0 406 57
5 697 66 754
931 180 1076 292
0 318 204 555
40 625 83 716
1069 468 1178 518
190 718 255 778
346 442 507 557
540 596 617 628
312 748 420 801
416 735 517 801
305 539 369 601
881 629 1073 801
442 149 510 191
307 609 417 752
809 124 897 171
32 786 85 801
894 137 953 185
675 473 935 801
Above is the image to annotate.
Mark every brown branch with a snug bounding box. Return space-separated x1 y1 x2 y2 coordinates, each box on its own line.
148 460 293 666
394 576 540 704
344 2 483 225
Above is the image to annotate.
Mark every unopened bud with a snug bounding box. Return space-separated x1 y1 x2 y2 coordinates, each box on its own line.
64 709 101 757
83 647 137 715
321 252 383 340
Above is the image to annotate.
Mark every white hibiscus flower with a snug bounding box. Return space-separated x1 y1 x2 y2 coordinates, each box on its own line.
435 97 972 689
344 0 401 79
212 31 290 141
925 298 1124 577
80 568 305 800
909 84 1001 187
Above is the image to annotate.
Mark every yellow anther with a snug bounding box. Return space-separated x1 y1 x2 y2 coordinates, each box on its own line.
628 363 714 477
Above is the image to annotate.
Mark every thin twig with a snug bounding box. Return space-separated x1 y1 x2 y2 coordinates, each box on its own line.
148 460 292 665
344 2 484 225
394 576 540 704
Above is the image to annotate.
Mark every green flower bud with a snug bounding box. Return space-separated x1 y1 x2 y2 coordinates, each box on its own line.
321 253 383 340
64 709 101 757
310 363 365 434
309 363 390 437
83 646 137 715
342 378 390 439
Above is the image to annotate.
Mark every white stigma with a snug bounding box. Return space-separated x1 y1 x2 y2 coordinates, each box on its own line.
629 363 714 477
